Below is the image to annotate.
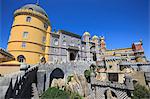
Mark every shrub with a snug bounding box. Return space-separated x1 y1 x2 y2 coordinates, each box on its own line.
41 87 69 99
41 87 83 99
132 84 150 99
84 70 91 83
67 75 73 82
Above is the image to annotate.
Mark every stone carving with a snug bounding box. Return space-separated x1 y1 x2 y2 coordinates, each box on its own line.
50 72 90 98
66 72 90 97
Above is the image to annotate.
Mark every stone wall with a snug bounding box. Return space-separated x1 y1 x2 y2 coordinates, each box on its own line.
36 61 95 95
0 65 38 99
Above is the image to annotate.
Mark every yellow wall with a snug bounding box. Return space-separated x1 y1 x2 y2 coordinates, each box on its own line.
0 66 20 75
45 26 51 62
7 13 51 64
8 51 43 64
105 48 132 56
13 15 48 30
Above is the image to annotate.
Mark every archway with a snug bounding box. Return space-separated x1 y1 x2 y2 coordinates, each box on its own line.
70 52 75 61
49 68 64 86
93 53 97 61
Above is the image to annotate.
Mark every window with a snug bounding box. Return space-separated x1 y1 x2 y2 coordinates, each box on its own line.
44 23 48 29
17 55 26 63
54 39 58 46
23 32 28 38
42 46 45 51
82 46 84 50
78 40 80 46
108 73 118 82
62 39 66 46
26 16 31 22
29 8 33 11
42 36 46 43
22 42 26 48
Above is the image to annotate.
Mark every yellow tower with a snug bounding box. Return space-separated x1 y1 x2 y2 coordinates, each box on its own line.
7 4 51 64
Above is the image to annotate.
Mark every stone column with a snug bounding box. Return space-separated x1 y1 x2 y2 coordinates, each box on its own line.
67 50 70 62
37 70 46 96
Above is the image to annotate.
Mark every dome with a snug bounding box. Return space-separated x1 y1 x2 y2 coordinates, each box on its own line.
21 4 48 17
100 36 105 40
92 35 98 40
83 32 90 36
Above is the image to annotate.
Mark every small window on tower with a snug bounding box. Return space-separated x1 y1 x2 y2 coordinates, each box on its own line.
54 39 58 46
17 55 26 63
22 42 26 48
42 46 45 51
44 23 48 29
23 32 28 38
42 36 46 43
29 8 33 11
26 16 31 22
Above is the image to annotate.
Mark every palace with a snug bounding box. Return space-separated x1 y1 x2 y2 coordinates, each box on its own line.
0 3 150 99
7 4 147 65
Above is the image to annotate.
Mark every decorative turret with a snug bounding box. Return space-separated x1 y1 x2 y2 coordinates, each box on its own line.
83 31 90 36
132 40 146 62
92 35 98 40
83 31 91 61
92 35 98 44
92 35 100 61
100 36 106 51
83 32 90 42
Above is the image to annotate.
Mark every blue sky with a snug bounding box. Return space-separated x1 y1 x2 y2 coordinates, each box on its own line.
0 0 150 59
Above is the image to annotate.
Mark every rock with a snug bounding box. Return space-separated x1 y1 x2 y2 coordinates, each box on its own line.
51 78 65 90
66 72 90 97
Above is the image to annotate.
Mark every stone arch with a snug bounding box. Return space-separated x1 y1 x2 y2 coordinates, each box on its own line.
49 68 64 86
104 88 118 99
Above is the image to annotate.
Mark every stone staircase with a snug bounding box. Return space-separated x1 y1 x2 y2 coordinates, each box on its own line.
116 90 129 99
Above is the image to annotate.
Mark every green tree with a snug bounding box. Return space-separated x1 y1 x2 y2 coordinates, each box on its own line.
84 70 91 83
132 84 150 99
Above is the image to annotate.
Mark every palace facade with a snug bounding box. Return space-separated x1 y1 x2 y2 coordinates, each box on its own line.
7 4 147 65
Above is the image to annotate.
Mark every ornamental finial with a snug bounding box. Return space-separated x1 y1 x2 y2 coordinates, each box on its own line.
36 0 39 6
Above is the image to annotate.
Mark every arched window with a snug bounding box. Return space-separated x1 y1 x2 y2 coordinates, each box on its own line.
17 55 26 63
54 39 58 46
26 16 31 22
44 23 48 29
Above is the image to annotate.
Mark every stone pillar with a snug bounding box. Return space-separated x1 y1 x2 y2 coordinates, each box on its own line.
37 70 46 96
67 51 69 62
